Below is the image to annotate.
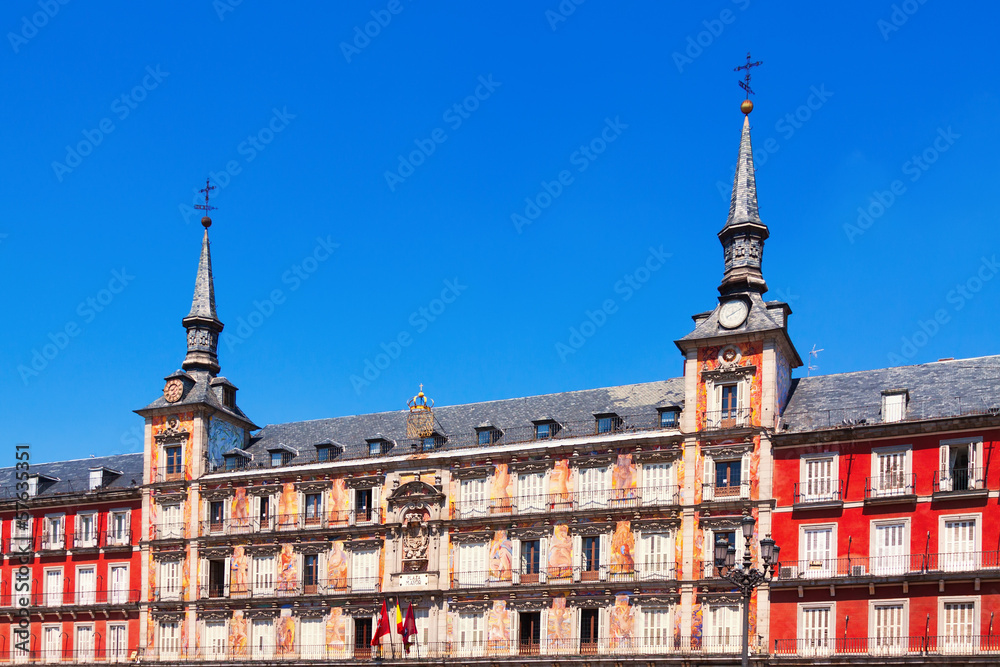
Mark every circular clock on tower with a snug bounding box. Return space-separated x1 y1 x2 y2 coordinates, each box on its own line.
719 299 749 329
163 378 184 403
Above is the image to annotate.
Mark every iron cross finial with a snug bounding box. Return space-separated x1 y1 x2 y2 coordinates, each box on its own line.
734 51 763 99
195 177 218 219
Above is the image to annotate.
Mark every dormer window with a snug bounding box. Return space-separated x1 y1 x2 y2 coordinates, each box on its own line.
28 476 38 497
267 445 296 468
475 426 501 446
223 386 235 408
367 439 392 457
421 434 446 452
882 389 908 423
595 413 623 434
89 469 103 491
222 449 251 471
533 420 560 440
659 408 680 428
316 442 343 462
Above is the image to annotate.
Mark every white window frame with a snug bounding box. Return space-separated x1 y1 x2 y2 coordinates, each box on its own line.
869 518 910 576
938 436 984 492
641 462 676 505
204 620 228 659
44 567 64 607
74 623 95 663
706 375 750 427
75 511 98 548
159 560 181 601
870 445 912 496
456 541 488 587
43 513 65 549
300 617 325 659
42 624 62 662
252 554 276 597
799 453 838 503
109 563 130 604
161 503 182 539
107 623 128 663
641 605 673 653
159 620 180 659
250 618 274 660
705 602 742 653
76 565 97 606
639 531 674 580
797 602 835 656
799 523 837 578
108 509 130 546
704 526 745 578
352 548 379 593
938 513 981 572
939 596 979 654
882 392 907 423
458 477 488 518
868 599 908 655
578 465 611 509
457 612 486 657
516 471 546 513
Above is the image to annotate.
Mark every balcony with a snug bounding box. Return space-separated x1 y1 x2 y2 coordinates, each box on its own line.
773 550 1000 582
3 536 37 555
933 467 988 498
451 565 672 589
864 473 916 504
38 532 66 552
152 465 186 483
196 577 381 601
0 648 136 664
702 408 752 431
451 485 679 520
151 523 185 541
702 481 749 502
793 480 843 509
0 588 140 608
774 635 1000 658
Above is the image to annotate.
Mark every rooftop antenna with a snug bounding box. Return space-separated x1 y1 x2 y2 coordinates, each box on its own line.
807 344 824 376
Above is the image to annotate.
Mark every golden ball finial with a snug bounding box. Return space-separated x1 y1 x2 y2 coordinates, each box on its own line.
741 99 754 115
201 216 212 229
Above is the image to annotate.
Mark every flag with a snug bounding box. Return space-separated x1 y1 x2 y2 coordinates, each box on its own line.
401 603 418 653
395 599 404 635
371 599 391 647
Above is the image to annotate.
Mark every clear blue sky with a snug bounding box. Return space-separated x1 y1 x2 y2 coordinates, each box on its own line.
3 1 999 462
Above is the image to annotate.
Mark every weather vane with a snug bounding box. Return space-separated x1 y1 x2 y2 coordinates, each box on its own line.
194 177 217 228
734 51 763 114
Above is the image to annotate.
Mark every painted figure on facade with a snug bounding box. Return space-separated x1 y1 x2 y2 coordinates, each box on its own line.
231 545 249 596
548 525 573 579
609 595 634 646
489 530 513 582
550 459 571 507
548 597 573 650
229 610 248 658
487 600 510 649
330 478 349 525
276 614 295 655
277 544 296 593
231 487 250 531
327 540 349 590
611 520 635 574
490 463 513 512
326 608 347 656
612 454 637 499
278 482 297 530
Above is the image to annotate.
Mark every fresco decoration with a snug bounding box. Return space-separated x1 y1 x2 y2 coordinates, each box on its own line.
609 595 634 647
181 608 189 653
231 487 250 529
610 521 635 574
776 345 792 415
487 600 510 649
230 610 248 658
326 609 347 655
489 464 513 512
278 482 298 530
695 342 763 429
151 411 194 479
146 614 155 651
489 530 513 582
446 611 454 645
750 434 762 500
448 478 459 519
277 544 296 593
693 442 704 505
673 604 683 647
208 417 244 468
181 549 191 597
749 588 758 647
330 478 349 525
547 597 573 650
611 454 637 499
148 500 159 540
327 541 349 590
550 459 571 505
675 522 684 580
183 496 193 540
548 525 573 579
692 511 704 579
691 598 703 648
276 611 295 656
231 545 249 596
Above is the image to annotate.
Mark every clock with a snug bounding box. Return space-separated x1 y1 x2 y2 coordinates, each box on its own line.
719 300 749 329
163 378 184 403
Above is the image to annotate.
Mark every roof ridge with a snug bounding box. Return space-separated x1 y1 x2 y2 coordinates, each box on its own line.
795 353 1000 383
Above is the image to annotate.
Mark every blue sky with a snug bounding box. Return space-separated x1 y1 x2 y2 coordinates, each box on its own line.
3 1 999 462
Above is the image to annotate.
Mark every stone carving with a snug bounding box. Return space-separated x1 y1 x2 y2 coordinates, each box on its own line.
401 509 429 571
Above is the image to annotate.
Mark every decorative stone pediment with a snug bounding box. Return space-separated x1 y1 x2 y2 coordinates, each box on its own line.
571 523 612 537
244 544 281 556
449 530 492 544
296 481 331 493
508 599 557 612
634 449 681 464
703 441 753 459
451 466 492 480
247 487 275 497
639 594 679 606
152 492 187 505
201 487 233 501
509 527 550 540
700 592 743 605
348 605 379 616
702 364 757 384
346 475 385 490
297 608 329 618
152 549 186 562
199 610 232 621
201 547 233 559
698 514 745 530
343 539 381 552
387 480 445 509
245 609 278 620
449 600 492 613
509 460 552 474
575 455 614 469
151 611 184 622
155 416 190 445
294 542 330 555
635 520 679 534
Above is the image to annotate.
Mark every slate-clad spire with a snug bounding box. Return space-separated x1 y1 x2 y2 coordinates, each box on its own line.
182 219 224 375
718 110 770 296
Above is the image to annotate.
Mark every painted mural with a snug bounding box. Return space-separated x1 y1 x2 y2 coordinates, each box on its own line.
148 500 158 540
181 548 191 597
675 521 684 580
547 597 573 649
490 463 513 511
208 417 243 468
609 595 634 647
277 544 296 593
329 478 349 525
695 342 763 428
487 600 510 649
692 511 704 579
611 454 637 499
326 608 347 655
548 525 573 579
231 545 249 596
150 411 194 479
489 530 513 582
327 541 349 590
232 487 250 530
610 521 635 574
183 495 193 539
691 597 704 648
276 611 295 656
230 610 248 657
278 482 297 530
550 459 571 505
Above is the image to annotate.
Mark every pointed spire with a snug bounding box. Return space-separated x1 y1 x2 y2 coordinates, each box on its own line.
182 215 224 375
724 115 762 229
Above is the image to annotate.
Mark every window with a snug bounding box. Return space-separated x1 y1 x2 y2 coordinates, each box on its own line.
801 525 835 578
706 529 738 578
208 560 226 598
642 462 674 504
304 493 322 526
940 515 979 571
252 555 275 597
353 548 379 592
941 598 978 653
45 568 63 607
520 539 543 582
421 434 445 451
27 476 39 497
870 601 906 655
109 564 129 604
353 617 372 657
108 511 129 546
160 560 180 601
300 618 324 658
476 428 500 446
871 521 908 575
799 604 833 656
303 554 319 593
222 386 236 408
251 619 274 659
89 469 103 491
659 408 680 428
517 472 545 513
595 414 622 434
209 501 225 530
165 446 182 477
703 453 749 501
580 609 600 651
354 487 379 524
800 455 837 502
457 613 485 655
706 604 741 652
162 503 182 539
43 515 64 549
75 624 94 662
871 446 911 496
108 624 127 663
12 516 32 552
366 439 391 456
414 609 430 650
578 466 610 508
458 477 488 518
317 446 334 462
258 496 271 529
75 512 97 548
159 622 180 659
882 391 907 423
582 536 601 577
939 437 983 492
534 421 559 440
456 542 488 586
643 608 672 652
205 621 227 660
76 566 96 605
519 611 542 655
715 460 742 495
640 532 672 580
270 451 293 467
43 625 61 662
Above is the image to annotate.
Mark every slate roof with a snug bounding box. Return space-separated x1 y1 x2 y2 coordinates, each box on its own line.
678 292 791 342
138 369 256 427
779 355 1000 432
187 228 218 320
725 115 763 229
235 379 685 469
0 452 143 501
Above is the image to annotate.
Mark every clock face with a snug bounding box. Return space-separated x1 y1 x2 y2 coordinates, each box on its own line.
163 379 184 403
719 300 749 329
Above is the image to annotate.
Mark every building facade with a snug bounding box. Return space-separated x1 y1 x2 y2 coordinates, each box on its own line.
0 455 143 664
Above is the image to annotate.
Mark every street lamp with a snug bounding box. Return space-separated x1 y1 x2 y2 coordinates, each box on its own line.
713 513 780 667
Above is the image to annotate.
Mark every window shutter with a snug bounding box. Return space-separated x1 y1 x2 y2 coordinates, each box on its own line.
200 558 208 596
508 611 518 653
599 533 609 580
600 607 611 642
512 539 521 585
703 455 714 501
539 609 549 654
371 487 381 523
539 537 549 583
573 534 583 582
703 531 714 578
633 605 644 649
740 452 751 499
939 444 951 491
637 534 648 579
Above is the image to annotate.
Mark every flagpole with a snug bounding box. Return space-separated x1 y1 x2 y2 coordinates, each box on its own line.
385 597 396 660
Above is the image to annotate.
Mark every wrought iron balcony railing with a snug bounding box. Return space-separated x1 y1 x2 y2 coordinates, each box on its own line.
773 551 1000 581
701 481 750 502
702 408 752 430
933 467 987 493
0 647 137 664
70 529 133 549
200 510 378 537
864 473 916 500
793 479 843 505
0 588 140 608
451 485 679 520
450 564 675 588
774 635 1000 657
195 577 381 601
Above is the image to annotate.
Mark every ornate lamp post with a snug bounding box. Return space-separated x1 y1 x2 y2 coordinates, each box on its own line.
713 514 780 667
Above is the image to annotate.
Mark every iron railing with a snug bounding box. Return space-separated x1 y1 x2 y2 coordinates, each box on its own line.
774 551 1000 580
451 565 675 588
152 466 187 483
451 485 679 519
0 648 137 664
701 481 750 502
195 577 382 600
69 529 133 549
864 473 916 500
933 467 986 493
702 408 753 430
150 523 186 540
793 479 843 505
774 635 1000 656
200 509 377 537
0 587 141 608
